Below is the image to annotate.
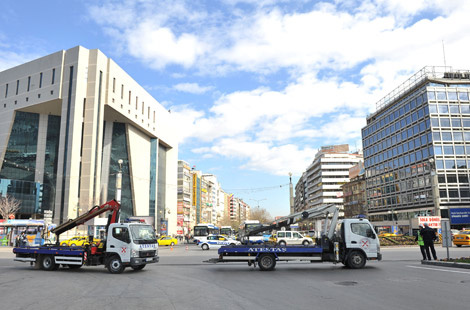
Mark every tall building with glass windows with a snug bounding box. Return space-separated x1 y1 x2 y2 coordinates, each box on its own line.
362 66 470 233
0 46 178 235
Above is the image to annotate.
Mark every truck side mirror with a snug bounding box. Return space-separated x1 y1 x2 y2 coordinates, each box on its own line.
366 228 376 239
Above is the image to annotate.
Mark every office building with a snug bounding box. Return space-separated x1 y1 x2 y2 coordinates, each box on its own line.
0 46 178 235
362 67 470 231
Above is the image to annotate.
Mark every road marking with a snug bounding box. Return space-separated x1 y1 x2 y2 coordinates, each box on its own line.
407 265 470 274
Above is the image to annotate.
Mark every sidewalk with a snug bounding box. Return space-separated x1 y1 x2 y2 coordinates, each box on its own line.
422 259 470 269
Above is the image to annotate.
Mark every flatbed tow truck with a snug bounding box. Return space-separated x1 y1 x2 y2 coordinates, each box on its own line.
13 200 159 274
205 204 382 271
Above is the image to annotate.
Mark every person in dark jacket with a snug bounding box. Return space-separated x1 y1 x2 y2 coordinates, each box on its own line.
420 223 437 260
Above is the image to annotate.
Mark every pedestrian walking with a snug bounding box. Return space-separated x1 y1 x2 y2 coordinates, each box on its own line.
421 223 438 260
415 224 426 260
185 234 189 244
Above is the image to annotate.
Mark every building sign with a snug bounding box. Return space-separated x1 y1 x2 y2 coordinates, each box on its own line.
418 216 441 228
160 219 168 236
449 208 470 224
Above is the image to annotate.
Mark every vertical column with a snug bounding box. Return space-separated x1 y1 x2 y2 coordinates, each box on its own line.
99 121 113 205
34 114 49 185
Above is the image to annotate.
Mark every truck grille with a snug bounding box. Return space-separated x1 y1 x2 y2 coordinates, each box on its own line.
139 250 156 258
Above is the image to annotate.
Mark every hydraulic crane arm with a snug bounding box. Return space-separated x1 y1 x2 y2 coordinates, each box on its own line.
51 200 120 240
246 204 339 239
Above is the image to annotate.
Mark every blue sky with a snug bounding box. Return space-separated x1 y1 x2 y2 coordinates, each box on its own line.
1 0 469 217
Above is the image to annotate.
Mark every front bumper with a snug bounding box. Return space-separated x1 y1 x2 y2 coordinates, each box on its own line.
130 256 159 266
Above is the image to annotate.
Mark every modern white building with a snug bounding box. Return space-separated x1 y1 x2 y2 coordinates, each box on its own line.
301 145 363 212
0 46 178 235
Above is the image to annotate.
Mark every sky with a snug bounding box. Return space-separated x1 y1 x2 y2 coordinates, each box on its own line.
1 0 469 217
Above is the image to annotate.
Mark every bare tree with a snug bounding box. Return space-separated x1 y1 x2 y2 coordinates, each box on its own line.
248 206 273 224
0 195 21 220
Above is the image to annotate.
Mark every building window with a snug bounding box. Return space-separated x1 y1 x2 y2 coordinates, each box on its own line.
52 68 56 85
39 72 43 88
4 83 8 98
121 84 124 99
136 96 138 109
27 76 31 91
16 80 19 95
129 91 131 105
113 78 116 93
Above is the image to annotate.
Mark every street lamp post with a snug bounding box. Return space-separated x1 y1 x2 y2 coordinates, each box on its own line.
388 208 398 233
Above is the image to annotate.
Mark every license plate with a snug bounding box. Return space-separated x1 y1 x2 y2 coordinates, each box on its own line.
456 237 463 239
146 257 153 262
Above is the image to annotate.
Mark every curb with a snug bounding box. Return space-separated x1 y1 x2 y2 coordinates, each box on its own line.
422 260 470 269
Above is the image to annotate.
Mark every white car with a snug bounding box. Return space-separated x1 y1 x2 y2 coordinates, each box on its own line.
276 231 312 246
199 235 241 250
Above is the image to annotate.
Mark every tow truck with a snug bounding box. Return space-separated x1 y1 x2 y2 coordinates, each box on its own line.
13 200 159 274
205 204 381 271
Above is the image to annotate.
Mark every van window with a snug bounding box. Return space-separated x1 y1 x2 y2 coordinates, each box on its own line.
278 232 285 238
286 232 292 238
293 232 300 238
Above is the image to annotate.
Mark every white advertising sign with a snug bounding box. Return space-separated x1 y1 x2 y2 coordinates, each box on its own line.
418 216 441 228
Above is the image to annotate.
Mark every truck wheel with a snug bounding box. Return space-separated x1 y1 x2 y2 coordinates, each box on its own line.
132 264 146 271
302 240 310 246
278 241 286 246
41 255 58 271
347 251 366 269
202 244 209 250
107 256 125 274
258 254 276 271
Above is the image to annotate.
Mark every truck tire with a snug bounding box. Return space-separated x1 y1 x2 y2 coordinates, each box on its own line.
132 264 146 271
278 241 286 246
41 255 58 271
347 251 366 269
302 240 310 246
107 256 125 274
201 244 209 250
258 254 276 271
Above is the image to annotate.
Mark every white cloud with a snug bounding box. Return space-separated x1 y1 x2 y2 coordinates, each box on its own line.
173 82 213 94
88 0 470 176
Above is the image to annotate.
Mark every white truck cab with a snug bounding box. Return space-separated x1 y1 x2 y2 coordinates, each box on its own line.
341 218 381 266
106 223 159 273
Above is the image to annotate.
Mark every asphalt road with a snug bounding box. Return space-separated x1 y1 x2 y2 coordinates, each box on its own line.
1 244 470 310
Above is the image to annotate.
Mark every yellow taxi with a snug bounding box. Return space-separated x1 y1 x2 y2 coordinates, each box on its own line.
453 231 470 247
60 236 100 247
157 236 178 246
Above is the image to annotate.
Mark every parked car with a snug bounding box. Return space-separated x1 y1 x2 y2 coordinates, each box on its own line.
276 231 312 246
157 236 178 246
60 236 100 247
452 231 470 247
199 235 240 250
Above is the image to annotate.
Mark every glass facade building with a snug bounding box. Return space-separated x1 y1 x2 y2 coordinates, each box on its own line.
362 67 470 231
0 46 178 235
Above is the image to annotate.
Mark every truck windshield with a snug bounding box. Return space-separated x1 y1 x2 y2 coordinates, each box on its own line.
129 225 157 244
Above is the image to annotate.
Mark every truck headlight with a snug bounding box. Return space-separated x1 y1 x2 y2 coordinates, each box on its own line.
131 249 139 258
